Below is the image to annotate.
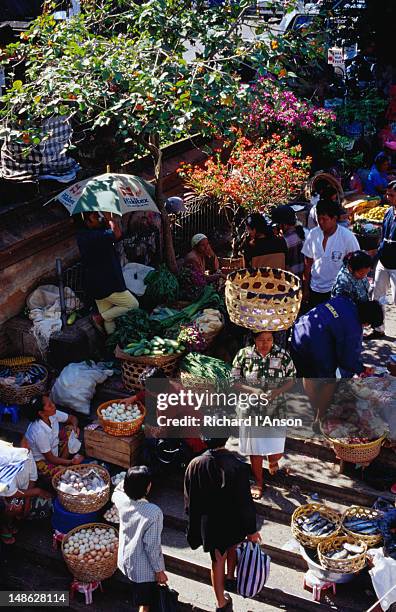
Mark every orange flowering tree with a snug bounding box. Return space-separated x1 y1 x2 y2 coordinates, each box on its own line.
178 134 311 215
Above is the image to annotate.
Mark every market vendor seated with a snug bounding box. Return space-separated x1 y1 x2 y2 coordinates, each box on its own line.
0 439 53 545
184 234 223 284
24 395 84 482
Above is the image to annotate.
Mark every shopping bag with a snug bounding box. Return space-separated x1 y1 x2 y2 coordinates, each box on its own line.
154 585 179 612
236 541 270 599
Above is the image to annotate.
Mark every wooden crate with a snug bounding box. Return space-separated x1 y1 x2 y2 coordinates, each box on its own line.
84 424 144 468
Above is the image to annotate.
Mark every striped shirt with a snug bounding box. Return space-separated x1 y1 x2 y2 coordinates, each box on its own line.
112 485 165 583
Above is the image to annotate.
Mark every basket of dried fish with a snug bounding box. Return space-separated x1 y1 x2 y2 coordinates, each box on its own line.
318 535 367 574
291 503 342 548
341 506 383 547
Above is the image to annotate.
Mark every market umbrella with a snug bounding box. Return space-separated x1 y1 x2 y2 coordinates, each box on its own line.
55 173 159 216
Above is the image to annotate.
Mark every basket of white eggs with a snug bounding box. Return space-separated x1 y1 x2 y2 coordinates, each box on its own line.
97 399 146 437
62 523 118 582
52 464 110 513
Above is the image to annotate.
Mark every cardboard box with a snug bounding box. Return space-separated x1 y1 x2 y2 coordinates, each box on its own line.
84 424 144 468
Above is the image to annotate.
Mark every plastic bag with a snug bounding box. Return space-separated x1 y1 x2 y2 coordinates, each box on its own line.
123 263 154 296
67 430 82 454
50 362 113 415
237 541 270 599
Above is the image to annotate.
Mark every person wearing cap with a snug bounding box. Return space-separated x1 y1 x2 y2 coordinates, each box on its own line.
365 152 391 197
301 199 360 308
271 206 305 279
242 212 287 268
165 197 185 214
184 234 222 282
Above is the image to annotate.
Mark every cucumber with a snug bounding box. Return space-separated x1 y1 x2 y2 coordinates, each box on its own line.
151 350 164 355
152 336 165 345
143 349 151 355
134 348 146 356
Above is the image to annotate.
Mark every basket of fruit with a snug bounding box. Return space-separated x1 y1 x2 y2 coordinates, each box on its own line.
318 535 367 574
97 400 146 436
341 506 383 547
115 337 185 390
0 363 48 405
52 465 110 513
62 523 118 582
291 503 342 548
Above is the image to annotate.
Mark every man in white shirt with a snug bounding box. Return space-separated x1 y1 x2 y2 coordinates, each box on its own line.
302 199 360 308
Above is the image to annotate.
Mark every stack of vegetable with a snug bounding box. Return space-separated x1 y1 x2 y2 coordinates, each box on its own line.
143 265 179 309
122 337 185 357
107 309 155 352
177 323 207 352
180 353 231 390
355 205 388 222
177 266 206 301
155 285 224 334
352 197 381 216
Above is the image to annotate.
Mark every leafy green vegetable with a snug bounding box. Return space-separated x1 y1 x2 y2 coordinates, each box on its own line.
106 308 158 352
143 264 179 309
180 352 231 390
156 285 223 331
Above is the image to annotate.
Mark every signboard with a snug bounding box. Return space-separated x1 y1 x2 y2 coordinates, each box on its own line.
328 47 345 68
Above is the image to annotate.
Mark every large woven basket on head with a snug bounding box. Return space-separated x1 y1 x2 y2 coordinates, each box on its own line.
291 503 342 549
115 345 183 391
61 523 118 582
324 432 386 465
305 171 344 203
225 268 302 332
0 363 48 405
52 464 110 513
341 506 383 547
97 399 146 437
318 535 367 574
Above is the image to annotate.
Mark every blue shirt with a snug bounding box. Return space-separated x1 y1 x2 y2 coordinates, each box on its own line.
76 228 126 300
378 206 396 270
291 296 364 377
331 265 369 303
365 165 388 196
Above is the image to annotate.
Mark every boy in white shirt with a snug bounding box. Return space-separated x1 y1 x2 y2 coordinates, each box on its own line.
302 199 359 309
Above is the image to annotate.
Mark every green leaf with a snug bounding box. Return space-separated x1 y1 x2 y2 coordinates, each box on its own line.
12 80 23 91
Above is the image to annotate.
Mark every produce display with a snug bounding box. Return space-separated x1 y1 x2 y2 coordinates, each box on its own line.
180 352 231 389
101 402 142 422
194 308 224 340
107 309 154 351
57 468 107 496
122 337 185 357
0 364 46 387
352 220 381 237
324 542 365 560
322 380 388 443
104 505 119 524
177 266 206 301
155 286 224 333
352 197 381 216
143 264 180 308
355 205 388 222
295 511 338 537
343 517 381 536
177 323 207 352
111 471 126 486
63 526 118 562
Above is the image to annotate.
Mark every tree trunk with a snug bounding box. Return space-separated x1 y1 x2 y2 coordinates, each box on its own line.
140 133 178 274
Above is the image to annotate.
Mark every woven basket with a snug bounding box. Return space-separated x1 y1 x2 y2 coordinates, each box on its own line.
115 345 183 391
219 256 244 275
305 172 344 203
318 535 367 574
52 464 110 513
0 363 48 405
341 506 383 547
61 523 118 581
225 268 302 332
324 433 386 465
291 503 342 548
180 371 217 393
97 399 146 437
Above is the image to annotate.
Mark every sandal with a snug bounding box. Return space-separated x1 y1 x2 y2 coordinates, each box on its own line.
0 533 16 545
250 484 263 500
268 460 279 476
216 594 233 612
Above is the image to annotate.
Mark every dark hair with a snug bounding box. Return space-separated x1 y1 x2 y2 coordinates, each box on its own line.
374 152 390 167
123 465 152 500
343 250 372 271
246 213 272 236
295 225 306 241
202 437 229 449
316 199 340 219
26 395 46 422
271 205 296 226
313 180 338 199
356 300 384 328
139 366 167 386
